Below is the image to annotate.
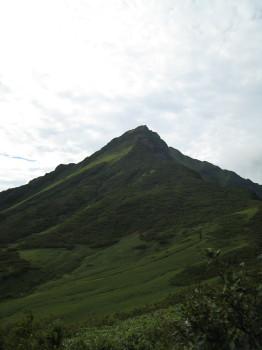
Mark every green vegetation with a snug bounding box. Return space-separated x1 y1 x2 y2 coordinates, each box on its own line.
169 147 262 199
172 252 262 349
65 259 261 350
1 253 261 349
0 125 261 338
0 145 133 216
0 313 64 350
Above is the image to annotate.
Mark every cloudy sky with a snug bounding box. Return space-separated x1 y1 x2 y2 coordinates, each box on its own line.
0 0 262 191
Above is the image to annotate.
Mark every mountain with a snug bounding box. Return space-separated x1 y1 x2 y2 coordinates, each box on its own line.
0 125 261 323
169 147 262 199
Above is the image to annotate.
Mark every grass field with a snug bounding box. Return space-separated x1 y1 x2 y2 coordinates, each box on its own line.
0 209 254 324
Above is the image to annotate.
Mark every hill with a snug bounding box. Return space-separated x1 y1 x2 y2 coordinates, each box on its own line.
169 147 262 199
0 125 261 322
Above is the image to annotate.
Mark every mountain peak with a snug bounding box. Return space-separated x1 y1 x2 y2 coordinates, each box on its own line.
132 125 150 132
89 125 171 163
121 125 171 160
124 125 151 137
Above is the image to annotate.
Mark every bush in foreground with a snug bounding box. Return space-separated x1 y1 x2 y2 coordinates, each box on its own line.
0 313 64 350
173 250 262 350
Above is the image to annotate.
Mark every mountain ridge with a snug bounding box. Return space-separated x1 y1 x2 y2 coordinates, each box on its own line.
0 125 261 322
169 146 262 199
1 125 261 200
0 125 257 245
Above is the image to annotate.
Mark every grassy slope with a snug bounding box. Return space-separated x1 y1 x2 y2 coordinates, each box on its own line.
0 126 261 324
0 206 259 323
1 146 132 214
63 306 180 349
0 145 134 245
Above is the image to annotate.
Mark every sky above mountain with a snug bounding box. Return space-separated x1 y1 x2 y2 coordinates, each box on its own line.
0 0 262 191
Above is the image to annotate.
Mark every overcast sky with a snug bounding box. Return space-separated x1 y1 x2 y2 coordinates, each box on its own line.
0 0 262 191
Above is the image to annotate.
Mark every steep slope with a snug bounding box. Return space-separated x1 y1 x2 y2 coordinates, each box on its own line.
0 126 254 247
169 147 262 199
0 126 261 322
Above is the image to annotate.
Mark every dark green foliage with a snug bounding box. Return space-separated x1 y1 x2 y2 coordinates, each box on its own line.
249 211 262 249
173 252 262 350
169 245 261 287
169 262 216 287
0 249 30 280
0 249 32 299
133 244 148 250
0 313 64 350
64 309 178 350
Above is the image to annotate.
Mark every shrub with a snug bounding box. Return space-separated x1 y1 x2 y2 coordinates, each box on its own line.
0 313 65 350
172 249 262 349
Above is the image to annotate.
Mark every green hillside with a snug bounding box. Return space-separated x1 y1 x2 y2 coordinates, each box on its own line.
0 126 261 323
169 147 262 199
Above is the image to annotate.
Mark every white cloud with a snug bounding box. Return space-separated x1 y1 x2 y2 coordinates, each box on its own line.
0 0 262 191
